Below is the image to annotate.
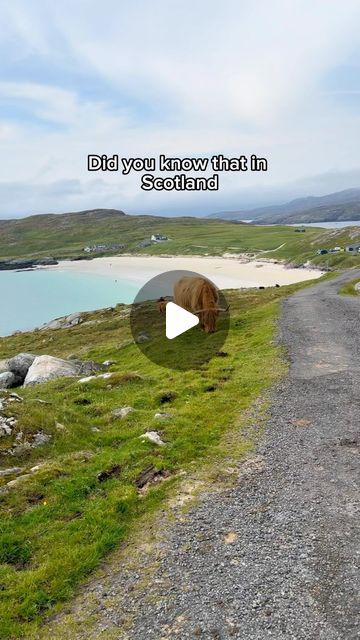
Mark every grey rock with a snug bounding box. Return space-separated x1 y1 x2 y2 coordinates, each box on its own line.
136 332 150 343
78 360 105 376
7 352 35 379
6 474 33 487
154 412 172 419
0 371 17 389
78 373 112 384
0 257 57 271
32 432 52 447
40 312 82 330
24 355 80 386
112 406 134 419
0 467 23 477
0 416 13 436
139 431 165 446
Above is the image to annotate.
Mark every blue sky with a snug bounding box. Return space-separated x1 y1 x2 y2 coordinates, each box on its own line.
1 0 360 218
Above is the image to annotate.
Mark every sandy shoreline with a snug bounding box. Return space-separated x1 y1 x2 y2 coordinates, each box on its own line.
49 255 324 289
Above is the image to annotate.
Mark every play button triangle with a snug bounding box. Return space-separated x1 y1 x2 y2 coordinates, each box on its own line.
166 302 199 340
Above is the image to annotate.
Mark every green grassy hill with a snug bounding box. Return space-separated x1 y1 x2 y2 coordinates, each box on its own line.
1 208 360 268
0 282 314 639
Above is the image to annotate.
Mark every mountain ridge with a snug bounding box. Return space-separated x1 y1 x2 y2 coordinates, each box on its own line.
207 188 360 223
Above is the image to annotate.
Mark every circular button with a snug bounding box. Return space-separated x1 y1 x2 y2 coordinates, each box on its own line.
130 270 230 370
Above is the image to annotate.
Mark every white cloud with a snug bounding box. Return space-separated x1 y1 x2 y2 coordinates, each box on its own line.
1 0 360 217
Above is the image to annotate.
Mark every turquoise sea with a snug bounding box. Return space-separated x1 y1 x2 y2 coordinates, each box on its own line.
0 269 139 337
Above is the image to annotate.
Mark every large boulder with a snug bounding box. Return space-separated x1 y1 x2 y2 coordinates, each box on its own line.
24 355 80 386
0 371 17 389
7 353 35 380
0 359 9 374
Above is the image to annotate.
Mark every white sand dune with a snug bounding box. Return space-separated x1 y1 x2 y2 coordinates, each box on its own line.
51 255 324 289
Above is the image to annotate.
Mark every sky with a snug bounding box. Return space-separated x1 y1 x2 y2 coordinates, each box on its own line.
1 0 360 218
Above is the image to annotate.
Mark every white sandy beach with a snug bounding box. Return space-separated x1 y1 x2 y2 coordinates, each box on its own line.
51 255 324 289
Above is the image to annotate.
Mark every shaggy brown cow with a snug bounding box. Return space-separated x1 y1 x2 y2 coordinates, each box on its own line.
157 297 168 314
173 276 228 333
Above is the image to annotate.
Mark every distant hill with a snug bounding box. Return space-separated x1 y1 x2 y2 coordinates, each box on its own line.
208 188 360 223
0 207 245 261
256 200 360 224
1 206 360 269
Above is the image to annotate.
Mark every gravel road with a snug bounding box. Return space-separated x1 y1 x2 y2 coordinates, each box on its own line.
45 272 360 639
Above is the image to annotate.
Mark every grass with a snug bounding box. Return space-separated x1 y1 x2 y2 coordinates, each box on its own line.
0 281 314 639
339 277 360 295
1 209 360 268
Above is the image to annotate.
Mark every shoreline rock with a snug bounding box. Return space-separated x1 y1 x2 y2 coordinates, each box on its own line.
0 257 58 271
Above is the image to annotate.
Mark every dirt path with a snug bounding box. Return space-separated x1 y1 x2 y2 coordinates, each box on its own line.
43 271 360 640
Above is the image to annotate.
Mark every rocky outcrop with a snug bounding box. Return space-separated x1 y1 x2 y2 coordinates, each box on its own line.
40 312 82 331
24 355 82 386
0 257 58 271
0 351 105 388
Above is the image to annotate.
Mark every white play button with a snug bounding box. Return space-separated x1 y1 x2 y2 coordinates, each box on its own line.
166 302 199 340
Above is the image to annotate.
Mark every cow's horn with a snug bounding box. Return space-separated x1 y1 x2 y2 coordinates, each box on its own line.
193 307 225 314
192 308 212 314
218 304 230 312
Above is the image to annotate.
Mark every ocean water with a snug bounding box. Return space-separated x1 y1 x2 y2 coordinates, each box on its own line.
288 220 360 229
243 220 360 229
0 269 139 337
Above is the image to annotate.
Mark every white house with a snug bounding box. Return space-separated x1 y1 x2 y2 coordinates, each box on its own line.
345 244 360 253
151 234 168 242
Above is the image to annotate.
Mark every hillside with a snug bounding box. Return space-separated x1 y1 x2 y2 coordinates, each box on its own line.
0 283 308 638
208 188 360 223
0 208 360 268
0 208 247 261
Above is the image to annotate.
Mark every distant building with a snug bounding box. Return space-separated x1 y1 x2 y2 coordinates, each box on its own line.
345 244 360 253
151 234 168 242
